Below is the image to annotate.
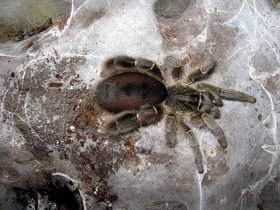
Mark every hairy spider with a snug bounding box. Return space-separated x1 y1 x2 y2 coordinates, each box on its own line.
95 55 256 173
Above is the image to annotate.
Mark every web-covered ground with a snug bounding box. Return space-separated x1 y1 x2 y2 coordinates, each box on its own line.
0 0 280 209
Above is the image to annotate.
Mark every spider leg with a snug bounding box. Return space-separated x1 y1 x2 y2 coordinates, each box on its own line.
163 55 185 80
101 106 162 135
135 57 163 79
209 106 221 119
101 55 163 80
197 83 223 107
180 120 204 174
166 113 178 148
220 88 256 103
107 55 136 68
186 57 216 84
145 200 188 210
202 113 228 149
197 83 256 103
101 110 139 135
101 55 135 77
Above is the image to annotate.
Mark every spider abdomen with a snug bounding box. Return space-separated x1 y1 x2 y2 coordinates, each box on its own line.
96 72 167 112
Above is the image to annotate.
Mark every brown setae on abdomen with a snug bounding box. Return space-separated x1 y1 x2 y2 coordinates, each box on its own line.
96 72 167 112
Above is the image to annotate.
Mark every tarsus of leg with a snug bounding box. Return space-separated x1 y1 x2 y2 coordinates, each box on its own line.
197 83 256 103
180 120 204 174
202 113 228 149
165 113 177 148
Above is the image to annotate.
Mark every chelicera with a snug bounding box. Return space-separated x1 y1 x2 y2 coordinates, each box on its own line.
95 55 256 174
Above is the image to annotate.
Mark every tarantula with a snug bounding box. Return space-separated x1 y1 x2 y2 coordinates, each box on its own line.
95 55 256 173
